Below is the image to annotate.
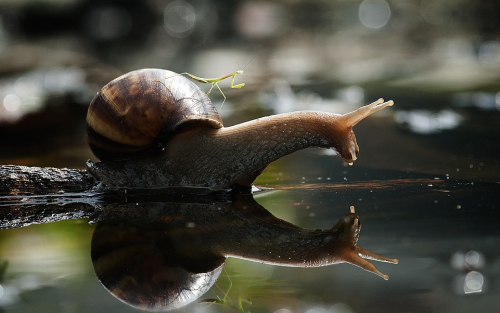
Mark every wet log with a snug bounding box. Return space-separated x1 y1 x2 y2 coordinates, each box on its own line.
0 164 239 229
0 164 97 196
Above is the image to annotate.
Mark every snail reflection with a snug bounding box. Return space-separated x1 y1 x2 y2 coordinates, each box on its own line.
91 195 397 311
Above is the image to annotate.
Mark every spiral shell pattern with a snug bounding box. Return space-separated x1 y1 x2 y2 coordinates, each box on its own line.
86 69 223 160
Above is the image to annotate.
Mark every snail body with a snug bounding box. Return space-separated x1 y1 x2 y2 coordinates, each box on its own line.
86 68 393 192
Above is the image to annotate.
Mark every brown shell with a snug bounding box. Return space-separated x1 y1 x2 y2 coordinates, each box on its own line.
86 68 223 161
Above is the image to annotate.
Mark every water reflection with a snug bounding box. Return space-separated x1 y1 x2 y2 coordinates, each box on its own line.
90 195 396 310
0 174 498 312
0 190 397 310
90 202 226 311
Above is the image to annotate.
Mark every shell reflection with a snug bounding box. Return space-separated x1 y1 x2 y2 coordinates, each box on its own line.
91 221 225 311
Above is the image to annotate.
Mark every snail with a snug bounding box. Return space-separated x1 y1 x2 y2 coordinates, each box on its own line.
86 68 393 192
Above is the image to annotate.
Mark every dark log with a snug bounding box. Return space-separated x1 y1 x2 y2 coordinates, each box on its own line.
0 164 242 229
0 163 239 229
0 164 97 196
0 164 101 229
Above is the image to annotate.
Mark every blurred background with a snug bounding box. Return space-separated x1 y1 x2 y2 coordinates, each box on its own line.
0 0 499 175
0 0 499 312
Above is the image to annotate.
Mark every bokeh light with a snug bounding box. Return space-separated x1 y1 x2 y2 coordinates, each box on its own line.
235 2 288 39
330 303 354 313
464 271 484 294
83 6 131 41
164 1 196 38
421 0 451 25
451 250 486 271
478 41 500 65
359 0 391 29
337 86 364 103
394 109 462 134
3 94 20 112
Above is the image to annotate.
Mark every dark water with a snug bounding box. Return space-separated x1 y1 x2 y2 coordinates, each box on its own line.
1 0 500 312
0 176 498 313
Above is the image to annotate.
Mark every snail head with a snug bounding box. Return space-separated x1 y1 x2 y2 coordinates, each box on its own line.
332 99 394 164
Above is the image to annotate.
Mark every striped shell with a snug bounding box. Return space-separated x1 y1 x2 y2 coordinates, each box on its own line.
86 68 223 161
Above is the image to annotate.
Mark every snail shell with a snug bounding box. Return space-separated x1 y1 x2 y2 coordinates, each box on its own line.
86 69 223 161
